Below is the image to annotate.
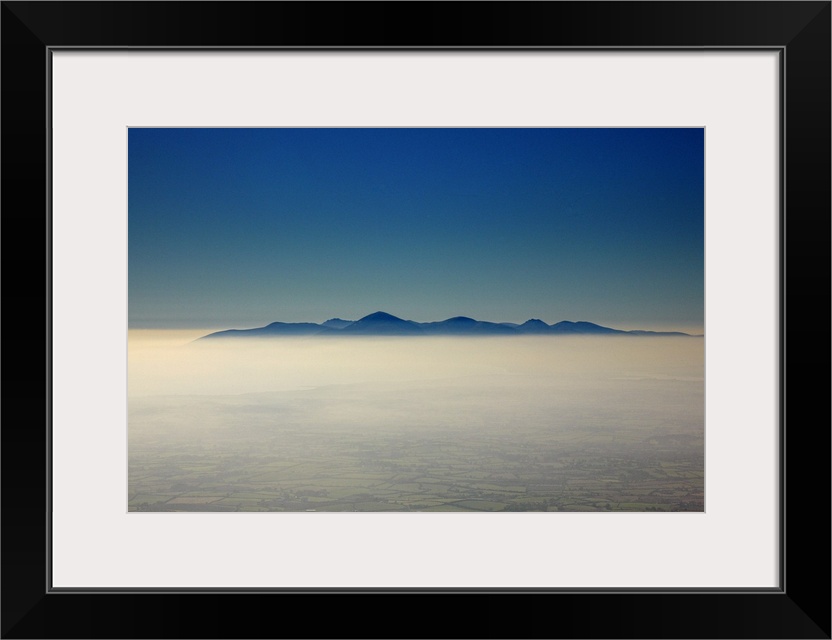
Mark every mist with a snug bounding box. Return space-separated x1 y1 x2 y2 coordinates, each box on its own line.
129 334 704 512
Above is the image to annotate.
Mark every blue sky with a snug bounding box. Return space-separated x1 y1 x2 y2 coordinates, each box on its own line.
128 127 704 332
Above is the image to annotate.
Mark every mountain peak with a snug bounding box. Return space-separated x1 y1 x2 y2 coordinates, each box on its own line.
359 311 404 322
343 311 424 334
321 318 354 329
516 318 552 334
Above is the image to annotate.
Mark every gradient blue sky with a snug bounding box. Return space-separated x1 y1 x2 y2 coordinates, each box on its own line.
128 128 703 332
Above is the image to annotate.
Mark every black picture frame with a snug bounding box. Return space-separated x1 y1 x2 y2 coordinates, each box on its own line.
2 2 829 638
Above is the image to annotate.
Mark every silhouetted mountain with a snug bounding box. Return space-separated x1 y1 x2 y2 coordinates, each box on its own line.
549 321 626 335
516 319 553 334
202 322 329 339
339 311 424 335
420 316 516 335
197 312 697 340
322 318 354 329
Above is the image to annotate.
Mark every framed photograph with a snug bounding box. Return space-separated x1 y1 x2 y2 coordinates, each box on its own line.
126 125 707 519
3 2 829 638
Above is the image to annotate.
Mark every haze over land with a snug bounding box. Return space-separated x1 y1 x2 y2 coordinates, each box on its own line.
129 333 704 512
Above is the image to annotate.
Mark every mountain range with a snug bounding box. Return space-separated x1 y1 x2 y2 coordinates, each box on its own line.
199 311 698 340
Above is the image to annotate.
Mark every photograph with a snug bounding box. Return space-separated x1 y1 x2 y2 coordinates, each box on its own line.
3 0 828 636
128 126 704 514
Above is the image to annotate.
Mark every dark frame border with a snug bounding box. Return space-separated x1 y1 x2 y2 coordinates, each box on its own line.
2 2 829 638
